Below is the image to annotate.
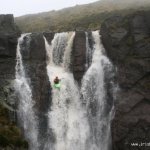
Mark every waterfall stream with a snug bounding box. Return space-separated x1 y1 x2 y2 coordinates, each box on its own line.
14 34 39 150
81 31 114 150
14 31 115 150
44 32 89 150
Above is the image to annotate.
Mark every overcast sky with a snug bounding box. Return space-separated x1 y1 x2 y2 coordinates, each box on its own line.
1 0 99 17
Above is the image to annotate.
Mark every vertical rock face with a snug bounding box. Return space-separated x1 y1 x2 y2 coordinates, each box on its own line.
0 15 28 150
101 11 150 150
0 14 20 115
20 32 55 148
0 15 20 107
0 14 20 34
0 14 20 85
72 31 86 83
21 33 50 113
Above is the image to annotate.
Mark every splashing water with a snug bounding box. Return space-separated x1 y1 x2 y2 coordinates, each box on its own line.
14 31 115 150
85 32 93 70
44 32 90 150
14 34 39 150
81 31 114 150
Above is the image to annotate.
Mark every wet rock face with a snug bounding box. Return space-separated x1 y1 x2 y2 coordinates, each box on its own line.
0 14 20 110
0 14 20 34
43 32 55 45
0 14 28 150
21 33 50 113
0 14 20 58
72 31 86 83
20 32 54 149
101 11 150 150
0 14 20 94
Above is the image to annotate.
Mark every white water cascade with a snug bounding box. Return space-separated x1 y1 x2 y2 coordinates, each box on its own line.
14 31 115 150
44 32 90 150
85 32 93 70
81 31 114 150
14 34 39 150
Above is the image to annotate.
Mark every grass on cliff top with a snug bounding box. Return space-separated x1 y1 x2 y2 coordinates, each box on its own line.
0 104 28 148
15 0 150 33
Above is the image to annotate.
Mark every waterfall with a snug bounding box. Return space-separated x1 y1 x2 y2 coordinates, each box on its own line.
13 31 115 150
81 31 114 150
14 34 39 150
44 32 90 150
85 32 93 70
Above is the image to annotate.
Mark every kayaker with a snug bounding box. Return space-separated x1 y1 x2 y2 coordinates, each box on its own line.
54 76 60 84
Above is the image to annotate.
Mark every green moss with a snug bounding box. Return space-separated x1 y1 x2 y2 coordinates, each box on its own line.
0 134 9 147
0 104 9 125
15 1 150 33
0 104 28 148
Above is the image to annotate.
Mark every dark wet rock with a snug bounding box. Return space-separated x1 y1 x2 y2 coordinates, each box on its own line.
43 32 55 45
72 31 86 83
20 32 52 149
0 14 20 58
101 11 150 150
0 104 28 150
0 14 20 112
20 33 51 113
0 14 28 150
0 14 20 34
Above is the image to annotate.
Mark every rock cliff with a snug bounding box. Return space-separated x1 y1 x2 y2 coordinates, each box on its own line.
72 31 86 83
19 32 54 149
101 11 150 150
0 14 28 149
1 10 150 150
0 19 55 148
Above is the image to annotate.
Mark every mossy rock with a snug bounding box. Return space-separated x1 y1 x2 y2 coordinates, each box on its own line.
0 104 28 149
0 103 9 123
0 134 9 147
13 138 28 148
